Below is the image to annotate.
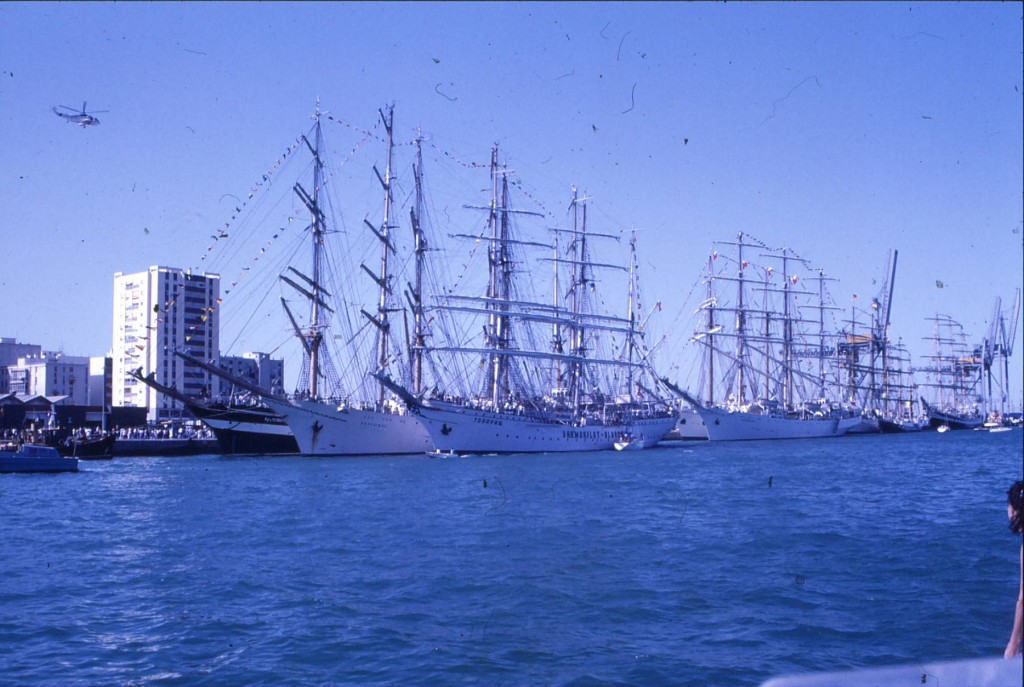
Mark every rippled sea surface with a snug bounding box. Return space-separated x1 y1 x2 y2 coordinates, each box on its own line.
1 429 1021 686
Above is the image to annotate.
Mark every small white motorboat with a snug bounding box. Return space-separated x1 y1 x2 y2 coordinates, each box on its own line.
614 433 645 451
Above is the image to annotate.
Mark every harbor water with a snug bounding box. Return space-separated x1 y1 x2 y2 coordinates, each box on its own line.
1 429 1021 686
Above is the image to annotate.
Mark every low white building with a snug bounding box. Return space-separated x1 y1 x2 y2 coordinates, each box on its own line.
0 337 42 394
6 352 90 405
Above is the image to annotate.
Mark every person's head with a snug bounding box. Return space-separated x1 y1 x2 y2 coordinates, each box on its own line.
1008 480 1024 535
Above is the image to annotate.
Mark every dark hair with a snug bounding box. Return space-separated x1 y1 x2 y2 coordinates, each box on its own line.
1009 481 1024 535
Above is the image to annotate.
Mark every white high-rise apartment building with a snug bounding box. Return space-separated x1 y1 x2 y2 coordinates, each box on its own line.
112 266 220 421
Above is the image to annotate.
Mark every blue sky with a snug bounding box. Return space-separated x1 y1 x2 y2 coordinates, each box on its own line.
1 2 1021 405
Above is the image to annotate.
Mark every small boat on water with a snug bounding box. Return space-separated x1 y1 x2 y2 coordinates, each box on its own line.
974 417 1013 433
426 449 460 458
975 424 1012 433
971 411 1014 433
0 444 79 473
614 432 646 451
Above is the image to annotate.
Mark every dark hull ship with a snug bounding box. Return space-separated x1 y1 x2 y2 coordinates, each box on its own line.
920 397 983 431
918 314 984 431
40 431 116 459
130 369 298 454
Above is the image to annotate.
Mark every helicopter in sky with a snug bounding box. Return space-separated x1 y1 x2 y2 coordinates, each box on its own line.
51 102 108 127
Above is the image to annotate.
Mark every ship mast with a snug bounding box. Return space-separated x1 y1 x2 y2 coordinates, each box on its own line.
279 101 349 401
484 146 511 408
762 260 772 402
407 130 427 395
283 103 329 400
551 225 564 393
705 251 716 406
497 166 515 405
308 108 325 399
360 106 397 408
846 302 859 404
816 270 827 399
868 297 879 413
735 233 746 404
568 187 589 417
440 146 546 409
781 251 794 408
626 231 637 404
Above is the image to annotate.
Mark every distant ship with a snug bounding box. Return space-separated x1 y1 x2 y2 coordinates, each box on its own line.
671 233 860 441
920 398 983 431
917 314 984 431
837 250 923 433
873 342 925 433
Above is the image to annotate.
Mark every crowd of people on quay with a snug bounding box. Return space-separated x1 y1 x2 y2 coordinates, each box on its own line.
1 423 214 448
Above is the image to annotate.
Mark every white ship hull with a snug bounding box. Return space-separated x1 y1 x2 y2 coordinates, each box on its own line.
413 401 678 454
846 414 880 434
692 405 862 441
262 398 434 456
674 407 709 440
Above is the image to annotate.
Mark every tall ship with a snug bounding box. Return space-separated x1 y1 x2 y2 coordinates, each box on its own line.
672 233 861 441
186 104 432 455
837 250 923 433
918 314 984 430
129 369 299 454
874 341 925 433
377 151 677 453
